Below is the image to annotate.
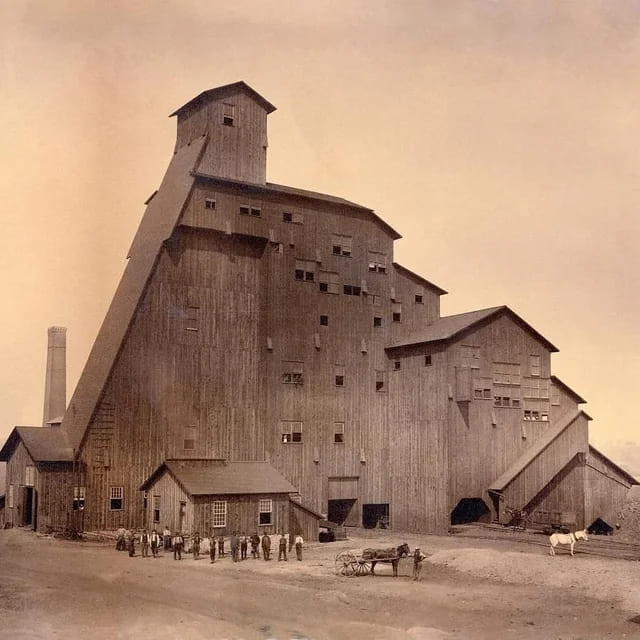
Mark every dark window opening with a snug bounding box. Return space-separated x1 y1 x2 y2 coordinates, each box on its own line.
394 361 401 371
335 375 345 387
239 206 250 215
344 285 361 296
392 312 401 322
205 199 216 210
415 294 423 304
425 355 432 366
319 282 328 292
320 315 329 326
362 503 389 529
295 269 314 281
223 115 234 126
373 316 382 328
283 211 293 222
250 207 261 217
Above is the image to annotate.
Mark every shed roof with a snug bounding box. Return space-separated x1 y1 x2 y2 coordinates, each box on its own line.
489 410 589 492
0 426 74 463
550 376 587 404
169 81 277 118
192 172 402 240
140 459 298 496
392 262 447 295
589 445 639 486
386 305 559 352
61 137 207 451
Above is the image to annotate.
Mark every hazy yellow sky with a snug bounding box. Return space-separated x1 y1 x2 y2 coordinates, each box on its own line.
1 0 639 478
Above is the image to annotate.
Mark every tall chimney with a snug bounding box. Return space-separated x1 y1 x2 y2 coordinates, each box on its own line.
42 326 67 427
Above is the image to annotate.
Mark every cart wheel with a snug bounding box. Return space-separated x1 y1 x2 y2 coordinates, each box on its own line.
335 551 357 576
355 560 371 576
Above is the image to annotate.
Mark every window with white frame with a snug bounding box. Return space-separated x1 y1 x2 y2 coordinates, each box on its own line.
183 426 197 450
334 365 345 387
331 233 352 257
204 198 216 210
259 498 273 525
334 422 345 443
8 484 14 508
294 259 315 282
367 251 387 274
493 363 521 386
281 421 303 443
212 501 227 527
392 302 402 322
110 487 124 511
523 378 549 399
494 386 521 408
319 271 340 294
222 102 235 126
239 205 261 217
153 495 161 523
73 486 86 511
529 354 541 377
25 465 35 487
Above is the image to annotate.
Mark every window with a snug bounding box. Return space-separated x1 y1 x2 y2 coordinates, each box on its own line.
493 363 521 386
283 211 303 224
204 198 216 210
394 361 401 371
335 374 345 387
541 412 549 421
461 345 481 368
415 294 424 304
474 388 492 399
334 422 345 444
392 312 401 323
25 466 35 487
551 385 561 406
529 354 541 377
281 421 303 443
8 484 14 508
373 316 382 328
343 284 361 296
222 102 235 126
331 234 352 257
183 426 197 450
493 386 521 407
523 378 549 399
185 305 199 332
213 501 227 528
367 251 387 273
319 271 339 294
110 487 124 511
371 294 380 306
259 499 273 525
375 370 386 392
282 361 303 385
73 487 86 511
392 302 402 322
320 315 329 326
143 491 148 510
239 205 261 217
334 365 345 387
524 410 541 421
294 259 315 282
153 495 160 523
424 355 432 367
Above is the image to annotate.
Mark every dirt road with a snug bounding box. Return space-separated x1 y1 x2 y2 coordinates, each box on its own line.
1 527 638 639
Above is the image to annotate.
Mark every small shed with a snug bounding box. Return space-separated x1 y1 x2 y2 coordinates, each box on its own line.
139 459 300 536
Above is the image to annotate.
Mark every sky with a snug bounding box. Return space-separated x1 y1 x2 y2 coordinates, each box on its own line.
1 0 639 486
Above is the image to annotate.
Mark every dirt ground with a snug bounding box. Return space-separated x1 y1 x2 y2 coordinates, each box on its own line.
1 527 639 640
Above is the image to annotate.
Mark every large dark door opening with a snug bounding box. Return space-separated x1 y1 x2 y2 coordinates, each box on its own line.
24 487 34 526
362 503 390 529
327 499 356 525
451 498 490 525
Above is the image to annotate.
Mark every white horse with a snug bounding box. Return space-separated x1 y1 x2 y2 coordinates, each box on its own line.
549 529 588 557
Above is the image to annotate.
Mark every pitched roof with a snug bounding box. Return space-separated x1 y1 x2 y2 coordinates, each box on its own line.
550 376 586 404
386 305 559 352
588 445 639 486
489 410 590 492
0 426 73 463
140 459 298 496
61 137 208 451
169 81 277 118
192 172 402 240
392 262 447 295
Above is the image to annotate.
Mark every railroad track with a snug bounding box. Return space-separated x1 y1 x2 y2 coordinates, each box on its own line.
451 526 640 561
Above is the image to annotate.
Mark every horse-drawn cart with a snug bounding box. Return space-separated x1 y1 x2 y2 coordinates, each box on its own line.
335 543 410 577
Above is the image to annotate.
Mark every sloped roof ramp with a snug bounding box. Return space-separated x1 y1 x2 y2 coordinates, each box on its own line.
169 81 277 118
489 410 590 493
0 426 73 463
140 459 298 496
550 376 587 404
386 305 559 352
588 445 639 486
61 137 208 451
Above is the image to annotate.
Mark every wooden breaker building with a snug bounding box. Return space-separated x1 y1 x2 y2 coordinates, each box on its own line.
1 81 637 537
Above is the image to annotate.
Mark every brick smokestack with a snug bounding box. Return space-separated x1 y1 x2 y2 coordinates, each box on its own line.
42 326 67 427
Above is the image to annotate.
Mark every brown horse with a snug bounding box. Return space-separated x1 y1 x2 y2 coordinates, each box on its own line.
362 543 410 577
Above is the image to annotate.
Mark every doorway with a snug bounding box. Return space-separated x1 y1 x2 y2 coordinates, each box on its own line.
178 501 186 532
24 487 34 526
327 499 356 525
362 503 390 529
450 498 490 525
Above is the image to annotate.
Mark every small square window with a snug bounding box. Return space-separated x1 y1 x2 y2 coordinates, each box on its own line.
240 205 250 216
474 389 483 399
250 207 261 217
373 316 382 328
205 198 216 210
283 211 293 222
415 294 423 304
335 375 345 387
394 361 401 371
424 355 432 366
319 282 328 292
483 388 492 399
392 312 401 323
320 315 329 326
223 115 234 126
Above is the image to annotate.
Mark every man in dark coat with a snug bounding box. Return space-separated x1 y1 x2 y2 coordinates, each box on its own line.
261 534 271 560
209 532 216 563
278 533 288 561
230 533 239 562
250 533 260 559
